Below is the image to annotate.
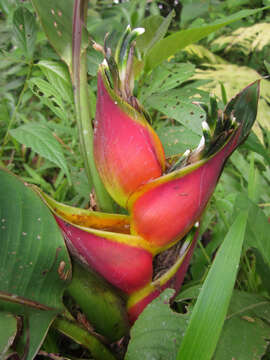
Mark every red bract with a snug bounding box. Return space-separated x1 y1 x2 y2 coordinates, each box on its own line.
94 66 165 208
128 126 241 247
55 217 153 294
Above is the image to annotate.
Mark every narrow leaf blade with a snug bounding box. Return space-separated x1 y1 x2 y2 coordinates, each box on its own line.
177 209 248 360
145 7 270 72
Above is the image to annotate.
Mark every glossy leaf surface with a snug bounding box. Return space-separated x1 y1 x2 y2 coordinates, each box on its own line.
0 169 71 359
0 169 71 311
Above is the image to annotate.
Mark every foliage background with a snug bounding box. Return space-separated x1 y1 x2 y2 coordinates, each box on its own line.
0 0 270 359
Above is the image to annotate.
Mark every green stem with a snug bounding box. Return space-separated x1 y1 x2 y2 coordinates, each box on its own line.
72 0 115 212
53 317 117 360
197 239 212 265
0 60 33 156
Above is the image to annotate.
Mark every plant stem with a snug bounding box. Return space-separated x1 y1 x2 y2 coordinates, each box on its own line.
72 0 115 212
53 317 117 360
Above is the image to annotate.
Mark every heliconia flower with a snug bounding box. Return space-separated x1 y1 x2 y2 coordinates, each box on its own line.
34 27 260 331
128 81 260 247
93 27 165 208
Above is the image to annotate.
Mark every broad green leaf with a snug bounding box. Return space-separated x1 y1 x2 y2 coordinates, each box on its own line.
10 123 71 183
214 291 270 360
157 125 200 157
0 312 17 358
139 62 195 103
125 289 188 360
38 60 73 103
31 0 88 69
0 169 71 312
145 7 270 72
0 170 71 359
146 87 206 135
177 209 248 360
13 7 37 59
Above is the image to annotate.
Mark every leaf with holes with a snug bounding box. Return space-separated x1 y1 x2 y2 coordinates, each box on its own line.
125 289 188 360
28 78 68 122
13 6 37 59
10 123 71 183
156 125 200 157
38 60 73 103
139 62 195 103
31 0 88 69
146 88 206 136
214 290 270 360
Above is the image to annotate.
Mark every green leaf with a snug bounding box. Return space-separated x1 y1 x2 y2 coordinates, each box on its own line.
145 7 270 72
181 2 209 26
125 289 188 360
157 125 200 157
265 60 270 74
177 208 248 360
0 169 71 312
214 291 270 360
139 62 195 103
10 123 71 183
146 87 206 135
174 284 201 303
243 131 270 167
31 0 88 69
17 311 56 360
137 11 174 56
28 77 68 122
232 193 270 268
0 169 71 359
13 7 37 59
0 312 17 358
38 60 73 103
